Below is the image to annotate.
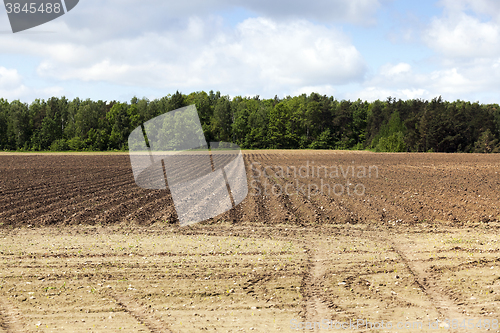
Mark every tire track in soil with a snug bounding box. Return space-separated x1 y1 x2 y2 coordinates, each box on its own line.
250 153 456 330
0 298 26 333
252 159 334 330
303 236 334 332
246 153 340 329
243 153 452 330
249 155 460 331
385 234 466 332
110 293 173 333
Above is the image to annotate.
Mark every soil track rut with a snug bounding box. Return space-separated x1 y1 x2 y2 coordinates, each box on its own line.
304 236 333 332
0 298 26 333
111 293 172 333
388 234 467 331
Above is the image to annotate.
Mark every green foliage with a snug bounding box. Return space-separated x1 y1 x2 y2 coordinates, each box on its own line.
107 103 130 150
371 110 406 151
0 92 499 153
50 139 69 151
474 129 500 153
309 129 333 149
267 101 288 148
212 96 232 142
375 132 406 152
67 137 85 151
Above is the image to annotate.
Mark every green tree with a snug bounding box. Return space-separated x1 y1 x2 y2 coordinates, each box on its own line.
9 100 31 150
375 132 406 152
212 96 233 142
245 101 269 149
168 91 186 111
0 99 9 149
107 103 130 150
474 129 500 153
267 101 289 148
309 129 333 149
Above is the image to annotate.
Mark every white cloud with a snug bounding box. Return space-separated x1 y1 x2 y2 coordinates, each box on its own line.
0 66 63 101
0 0 376 101
0 67 22 89
64 0 383 34
233 18 366 86
6 0 500 103
347 60 500 102
0 85 28 100
381 63 412 76
348 62 432 101
238 0 383 25
21 17 366 97
347 87 429 102
437 0 500 22
407 0 500 103
363 63 427 90
291 85 337 97
424 12 500 58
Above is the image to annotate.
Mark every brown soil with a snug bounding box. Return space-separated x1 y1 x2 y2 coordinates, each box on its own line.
0 151 499 332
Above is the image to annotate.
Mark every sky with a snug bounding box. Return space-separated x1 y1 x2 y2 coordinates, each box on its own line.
1 0 500 104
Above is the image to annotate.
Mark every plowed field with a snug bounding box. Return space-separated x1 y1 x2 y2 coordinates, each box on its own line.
0 151 499 332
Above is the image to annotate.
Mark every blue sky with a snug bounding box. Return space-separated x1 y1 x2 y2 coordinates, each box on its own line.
1 0 500 103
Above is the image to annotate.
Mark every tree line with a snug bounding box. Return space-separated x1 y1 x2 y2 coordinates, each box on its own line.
0 91 499 153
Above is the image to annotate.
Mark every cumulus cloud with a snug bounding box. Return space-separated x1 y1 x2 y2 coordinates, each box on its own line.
236 0 382 25
65 0 383 36
347 61 500 102
0 67 22 89
233 18 366 86
17 17 366 97
377 0 500 103
437 0 500 22
0 0 376 100
291 85 337 97
381 63 412 76
363 63 426 90
424 12 500 58
0 66 63 101
348 63 431 101
347 87 429 102
7 0 500 103
423 0 500 60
